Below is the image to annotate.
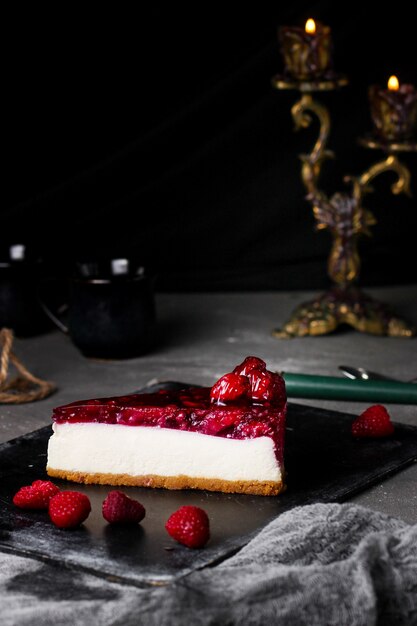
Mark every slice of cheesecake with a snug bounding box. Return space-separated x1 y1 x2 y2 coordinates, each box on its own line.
47 357 286 496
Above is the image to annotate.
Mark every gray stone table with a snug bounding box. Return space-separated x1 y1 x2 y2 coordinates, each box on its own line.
1 285 416 523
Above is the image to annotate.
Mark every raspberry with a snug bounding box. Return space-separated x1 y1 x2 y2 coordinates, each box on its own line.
102 491 146 524
352 405 395 438
199 408 243 435
238 420 274 438
233 356 266 377
48 491 91 529
210 373 250 403
248 368 286 404
13 480 60 510
165 505 210 548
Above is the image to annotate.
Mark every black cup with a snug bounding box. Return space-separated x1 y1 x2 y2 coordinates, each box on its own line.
43 261 156 359
0 246 51 336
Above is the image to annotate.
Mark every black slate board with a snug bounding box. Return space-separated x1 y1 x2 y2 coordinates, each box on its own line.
1 384 417 588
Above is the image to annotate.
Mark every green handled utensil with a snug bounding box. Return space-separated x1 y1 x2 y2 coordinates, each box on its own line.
283 373 417 404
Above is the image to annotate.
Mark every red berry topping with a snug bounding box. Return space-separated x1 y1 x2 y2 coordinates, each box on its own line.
210 373 250 404
233 356 266 377
237 419 274 438
248 368 285 404
48 491 91 529
165 505 210 548
102 490 146 524
352 405 395 438
13 480 60 510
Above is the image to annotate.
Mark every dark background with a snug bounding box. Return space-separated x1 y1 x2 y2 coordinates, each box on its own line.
2 3 416 291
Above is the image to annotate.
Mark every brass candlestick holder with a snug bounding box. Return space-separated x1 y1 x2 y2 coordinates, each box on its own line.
271 73 416 338
271 73 348 197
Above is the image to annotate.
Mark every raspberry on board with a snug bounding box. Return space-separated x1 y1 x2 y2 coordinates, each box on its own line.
351 404 395 438
13 480 60 510
102 490 146 524
48 491 91 529
165 505 210 548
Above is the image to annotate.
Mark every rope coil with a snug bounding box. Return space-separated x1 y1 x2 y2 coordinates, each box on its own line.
0 328 56 404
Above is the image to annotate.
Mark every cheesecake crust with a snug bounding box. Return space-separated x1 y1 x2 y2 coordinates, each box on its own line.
47 467 285 496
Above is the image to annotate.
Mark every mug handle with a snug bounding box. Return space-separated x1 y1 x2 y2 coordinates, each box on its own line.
37 279 69 334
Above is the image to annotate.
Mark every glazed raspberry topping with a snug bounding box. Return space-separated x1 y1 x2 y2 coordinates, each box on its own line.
51 357 286 460
210 373 250 403
248 369 286 403
233 356 267 376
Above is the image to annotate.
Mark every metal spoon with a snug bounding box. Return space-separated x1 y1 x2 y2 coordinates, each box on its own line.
339 365 417 383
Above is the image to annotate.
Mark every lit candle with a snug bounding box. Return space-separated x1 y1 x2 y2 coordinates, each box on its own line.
305 19 316 35
369 76 417 141
387 75 399 91
279 19 333 81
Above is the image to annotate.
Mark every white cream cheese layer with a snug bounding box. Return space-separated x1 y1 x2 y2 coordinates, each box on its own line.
47 422 281 482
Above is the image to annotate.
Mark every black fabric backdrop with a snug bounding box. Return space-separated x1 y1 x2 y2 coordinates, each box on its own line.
2 3 417 291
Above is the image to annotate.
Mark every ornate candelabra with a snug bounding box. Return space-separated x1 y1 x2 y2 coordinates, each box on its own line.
271 22 416 338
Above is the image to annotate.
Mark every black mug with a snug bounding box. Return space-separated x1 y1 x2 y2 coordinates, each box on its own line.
43 261 156 359
0 245 51 336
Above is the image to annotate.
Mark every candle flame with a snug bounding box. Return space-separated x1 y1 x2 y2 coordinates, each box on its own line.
387 75 399 91
305 18 316 34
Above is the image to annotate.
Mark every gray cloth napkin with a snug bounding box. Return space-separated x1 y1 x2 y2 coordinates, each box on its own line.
1 502 416 626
